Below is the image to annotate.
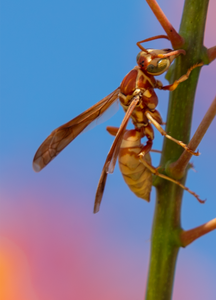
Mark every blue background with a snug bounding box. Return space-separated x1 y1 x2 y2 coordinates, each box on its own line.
0 1 215 299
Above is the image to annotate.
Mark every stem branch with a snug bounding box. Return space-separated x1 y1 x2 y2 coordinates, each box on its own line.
169 96 216 178
181 218 216 247
146 0 184 48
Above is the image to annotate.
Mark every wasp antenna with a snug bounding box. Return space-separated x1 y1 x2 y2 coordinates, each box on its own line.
137 35 170 52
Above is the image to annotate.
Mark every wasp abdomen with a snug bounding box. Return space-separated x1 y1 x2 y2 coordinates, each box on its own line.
119 145 152 202
107 127 153 202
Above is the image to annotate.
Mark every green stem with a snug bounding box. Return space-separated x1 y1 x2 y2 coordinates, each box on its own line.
145 0 209 299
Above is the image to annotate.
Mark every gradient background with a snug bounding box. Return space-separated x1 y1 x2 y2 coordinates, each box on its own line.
0 1 215 299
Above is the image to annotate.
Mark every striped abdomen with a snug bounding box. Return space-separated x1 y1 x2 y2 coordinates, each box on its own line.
107 127 152 202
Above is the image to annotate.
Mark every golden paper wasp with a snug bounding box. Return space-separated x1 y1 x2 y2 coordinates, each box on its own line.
33 35 203 213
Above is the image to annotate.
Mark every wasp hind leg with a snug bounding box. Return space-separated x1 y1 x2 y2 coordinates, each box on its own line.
138 154 204 204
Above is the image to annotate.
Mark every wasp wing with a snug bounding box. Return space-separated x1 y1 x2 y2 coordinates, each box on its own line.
33 87 120 172
94 95 140 213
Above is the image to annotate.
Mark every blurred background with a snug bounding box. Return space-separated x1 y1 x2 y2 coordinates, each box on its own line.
0 0 215 299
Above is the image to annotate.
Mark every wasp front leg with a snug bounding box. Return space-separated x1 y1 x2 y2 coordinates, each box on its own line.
158 62 203 91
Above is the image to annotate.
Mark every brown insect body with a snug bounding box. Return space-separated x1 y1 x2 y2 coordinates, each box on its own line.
117 47 181 157
33 35 203 213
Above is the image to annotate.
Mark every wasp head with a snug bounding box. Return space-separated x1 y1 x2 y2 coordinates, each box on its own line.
136 48 185 76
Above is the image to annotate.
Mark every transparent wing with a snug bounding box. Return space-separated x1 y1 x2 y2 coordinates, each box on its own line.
94 95 140 213
33 87 120 172
82 97 119 134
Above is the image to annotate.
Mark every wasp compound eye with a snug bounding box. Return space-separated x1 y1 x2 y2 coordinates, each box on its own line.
146 59 169 75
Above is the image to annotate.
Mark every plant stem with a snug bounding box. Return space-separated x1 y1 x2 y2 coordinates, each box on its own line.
145 0 209 299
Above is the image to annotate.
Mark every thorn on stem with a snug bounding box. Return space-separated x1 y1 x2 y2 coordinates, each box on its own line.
207 46 216 64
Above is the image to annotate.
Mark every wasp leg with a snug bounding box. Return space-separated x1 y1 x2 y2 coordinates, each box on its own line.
150 149 162 154
138 153 205 204
137 123 154 157
156 49 186 59
145 110 200 156
159 62 203 91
